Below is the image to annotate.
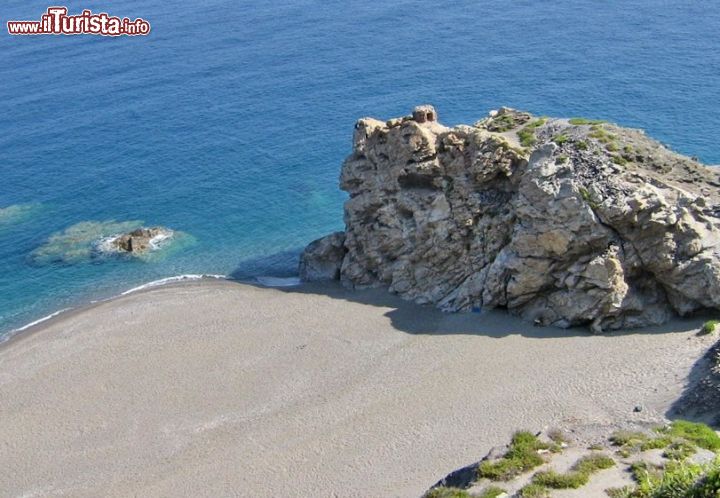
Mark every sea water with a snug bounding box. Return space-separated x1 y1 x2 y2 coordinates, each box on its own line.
1 0 719 335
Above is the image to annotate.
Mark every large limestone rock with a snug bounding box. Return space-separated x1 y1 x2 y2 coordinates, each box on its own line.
301 106 720 331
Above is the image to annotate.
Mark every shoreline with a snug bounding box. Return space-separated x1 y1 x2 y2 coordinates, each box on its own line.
0 274 234 347
0 278 716 496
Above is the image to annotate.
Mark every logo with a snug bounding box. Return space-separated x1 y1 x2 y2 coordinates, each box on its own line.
8 7 150 36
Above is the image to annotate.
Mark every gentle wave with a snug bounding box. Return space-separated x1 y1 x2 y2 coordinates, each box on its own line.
119 274 227 295
4 274 229 341
1 308 72 343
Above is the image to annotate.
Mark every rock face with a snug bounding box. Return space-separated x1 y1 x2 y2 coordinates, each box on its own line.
301 106 720 330
109 227 173 254
298 231 346 281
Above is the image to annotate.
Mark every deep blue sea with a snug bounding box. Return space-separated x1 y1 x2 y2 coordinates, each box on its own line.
1 1 719 335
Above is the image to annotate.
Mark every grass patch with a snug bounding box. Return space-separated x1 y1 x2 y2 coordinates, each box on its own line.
609 458 720 497
627 459 705 497
573 453 615 474
533 469 589 489
517 118 547 148
579 187 600 209
477 486 507 498
424 487 471 498
610 431 649 447
663 440 697 461
569 118 606 125
552 134 569 145
530 453 615 491
700 320 719 335
556 154 569 164
639 437 673 451
518 129 537 147
518 483 550 497
477 431 552 481
606 485 635 497
589 125 618 144
576 140 589 150
612 155 628 166
489 114 519 132
656 420 720 451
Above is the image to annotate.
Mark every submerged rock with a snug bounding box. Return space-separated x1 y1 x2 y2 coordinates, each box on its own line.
31 221 180 264
0 203 42 227
301 106 720 330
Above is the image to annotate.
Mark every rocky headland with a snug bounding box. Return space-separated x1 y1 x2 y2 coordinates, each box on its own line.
301 106 720 331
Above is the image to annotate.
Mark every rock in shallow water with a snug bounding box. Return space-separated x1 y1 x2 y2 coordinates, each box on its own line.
109 227 173 253
301 106 720 331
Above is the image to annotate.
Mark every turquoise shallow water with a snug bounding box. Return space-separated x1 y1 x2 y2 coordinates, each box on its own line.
1 1 719 334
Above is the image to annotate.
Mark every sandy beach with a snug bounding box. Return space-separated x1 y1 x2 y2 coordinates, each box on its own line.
0 280 714 497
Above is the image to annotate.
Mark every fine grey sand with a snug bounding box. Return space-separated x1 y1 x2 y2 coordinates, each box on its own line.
0 280 715 497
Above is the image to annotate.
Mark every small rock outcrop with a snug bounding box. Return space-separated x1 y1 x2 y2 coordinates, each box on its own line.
301 105 720 330
298 231 346 281
107 227 173 254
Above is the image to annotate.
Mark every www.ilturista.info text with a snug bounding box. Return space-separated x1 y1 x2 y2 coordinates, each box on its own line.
8 7 150 36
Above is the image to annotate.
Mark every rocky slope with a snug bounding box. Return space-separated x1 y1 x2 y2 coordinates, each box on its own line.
300 106 720 331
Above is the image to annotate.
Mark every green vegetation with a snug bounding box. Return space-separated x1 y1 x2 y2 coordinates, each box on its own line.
576 140 589 150
477 431 554 481
612 155 629 166
556 154 569 164
518 483 550 497
611 421 718 462
664 440 697 461
552 134 569 145
700 320 719 335
477 486 507 498
610 430 650 447
607 486 636 498
579 187 600 209
423 485 506 498
609 459 712 498
491 114 518 132
517 118 547 148
533 469 590 489
569 118 607 125
605 422 720 496
574 453 616 474
530 453 615 491
656 420 720 451
424 487 471 498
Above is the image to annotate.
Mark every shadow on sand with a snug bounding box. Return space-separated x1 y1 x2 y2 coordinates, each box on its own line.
667 338 720 428
228 249 708 340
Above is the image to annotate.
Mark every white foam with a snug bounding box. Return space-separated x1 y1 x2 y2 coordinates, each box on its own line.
120 274 227 295
3 274 227 342
255 276 301 287
148 230 174 250
2 308 73 343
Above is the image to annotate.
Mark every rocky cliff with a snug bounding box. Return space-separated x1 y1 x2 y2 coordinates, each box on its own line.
300 106 720 331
